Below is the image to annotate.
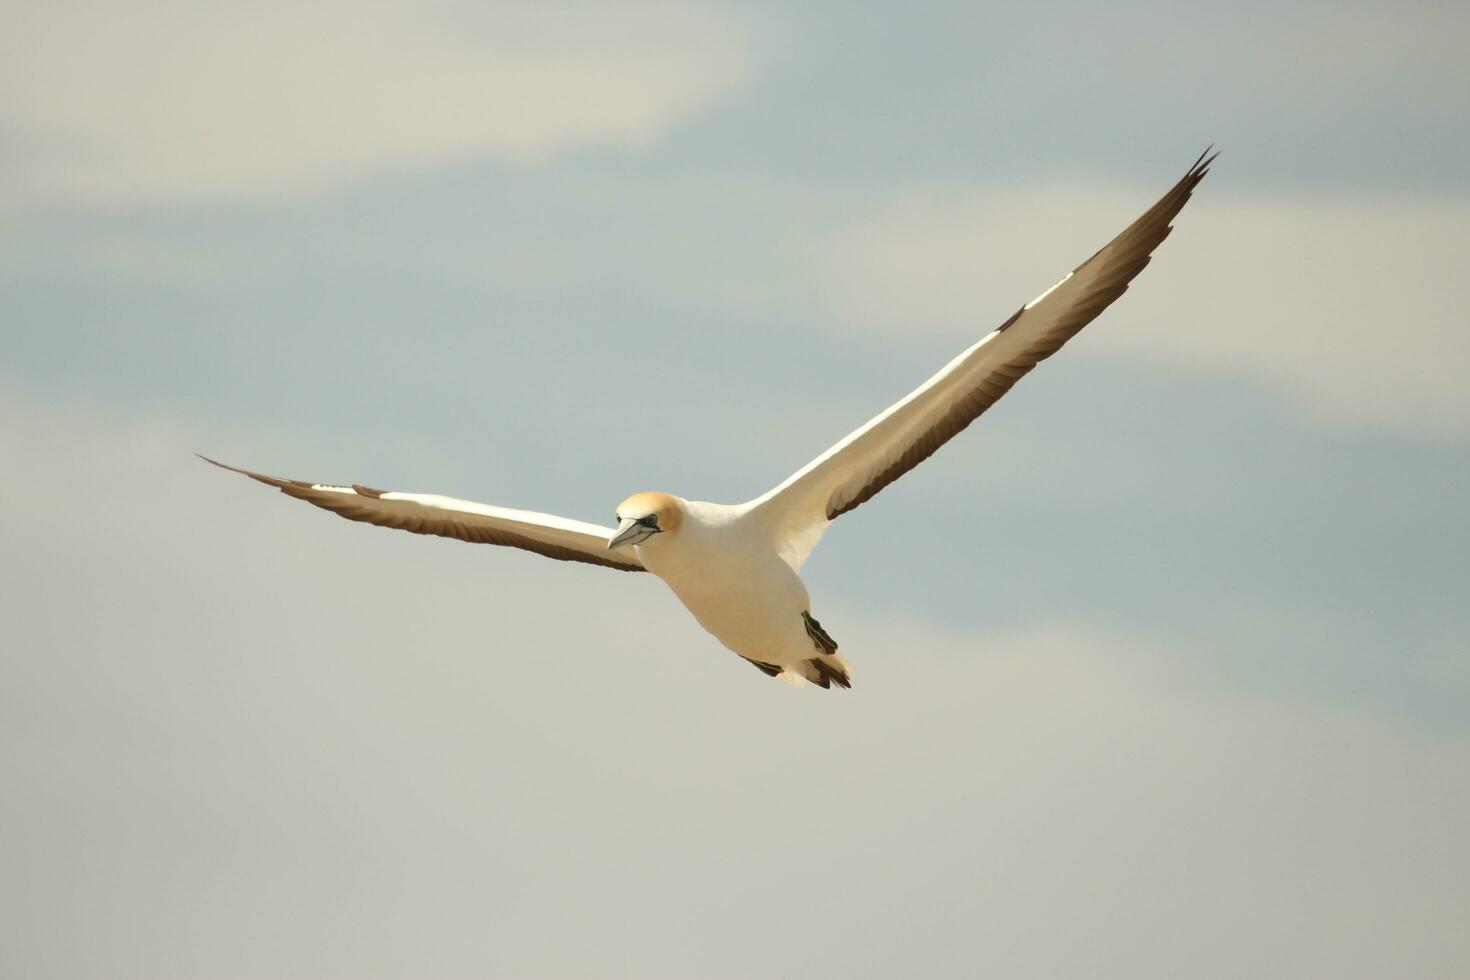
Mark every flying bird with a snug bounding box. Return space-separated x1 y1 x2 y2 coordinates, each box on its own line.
205 151 1215 690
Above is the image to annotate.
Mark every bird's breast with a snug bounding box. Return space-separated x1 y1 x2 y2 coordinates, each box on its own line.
641 531 809 656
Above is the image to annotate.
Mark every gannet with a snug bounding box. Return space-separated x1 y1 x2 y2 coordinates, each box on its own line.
205 151 1214 690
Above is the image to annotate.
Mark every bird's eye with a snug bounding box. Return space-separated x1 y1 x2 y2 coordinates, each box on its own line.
639 515 659 528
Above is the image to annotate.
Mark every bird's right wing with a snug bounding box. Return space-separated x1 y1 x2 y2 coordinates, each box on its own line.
202 457 646 572
748 150 1215 570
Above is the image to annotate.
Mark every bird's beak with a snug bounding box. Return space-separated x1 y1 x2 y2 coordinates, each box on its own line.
608 518 655 551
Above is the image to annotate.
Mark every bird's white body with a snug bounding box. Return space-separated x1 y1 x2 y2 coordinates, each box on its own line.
205 152 1214 690
632 501 822 679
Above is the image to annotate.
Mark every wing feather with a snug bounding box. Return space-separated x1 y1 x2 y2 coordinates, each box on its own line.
202 456 645 572
750 150 1215 569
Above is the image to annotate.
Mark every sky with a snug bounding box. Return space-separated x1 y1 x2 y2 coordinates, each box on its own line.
2 1 1468 977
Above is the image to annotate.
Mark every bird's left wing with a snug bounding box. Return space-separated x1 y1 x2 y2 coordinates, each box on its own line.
202 457 645 572
747 150 1215 570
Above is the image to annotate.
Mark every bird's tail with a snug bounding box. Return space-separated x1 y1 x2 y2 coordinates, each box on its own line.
778 651 852 689
781 611 852 689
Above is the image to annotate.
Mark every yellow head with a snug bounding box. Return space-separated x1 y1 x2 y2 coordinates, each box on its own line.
607 492 684 550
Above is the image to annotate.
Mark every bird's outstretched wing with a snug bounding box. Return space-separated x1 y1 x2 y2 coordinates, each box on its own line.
201 457 645 572
748 150 1216 570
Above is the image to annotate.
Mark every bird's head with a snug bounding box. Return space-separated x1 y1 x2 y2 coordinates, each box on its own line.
608 492 684 551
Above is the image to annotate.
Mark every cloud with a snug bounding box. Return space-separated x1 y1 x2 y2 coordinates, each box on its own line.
0 0 751 208
2 389 1467 977
814 180 1470 435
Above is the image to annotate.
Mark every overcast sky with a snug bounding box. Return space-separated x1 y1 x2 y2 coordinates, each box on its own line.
3 2 1467 977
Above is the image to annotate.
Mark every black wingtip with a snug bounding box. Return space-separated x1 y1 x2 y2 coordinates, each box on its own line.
197 452 249 476
196 453 293 489
1190 145 1219 177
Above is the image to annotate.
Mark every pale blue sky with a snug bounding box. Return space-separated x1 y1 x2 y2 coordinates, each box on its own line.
3 2 1467 977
